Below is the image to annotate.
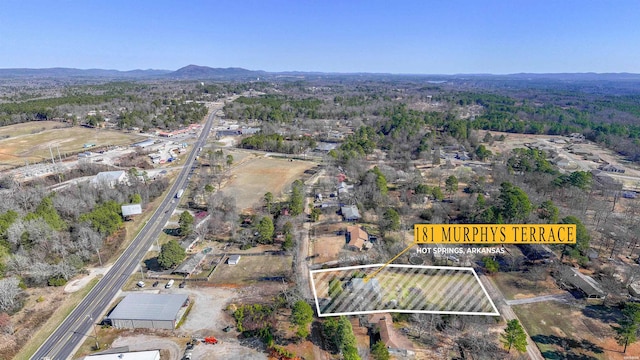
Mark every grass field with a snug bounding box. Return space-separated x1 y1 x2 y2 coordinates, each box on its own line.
209 255 293 285
224 154 316 211
0 122 144 168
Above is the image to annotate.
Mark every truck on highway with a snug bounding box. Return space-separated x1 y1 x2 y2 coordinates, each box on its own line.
176 189 184 199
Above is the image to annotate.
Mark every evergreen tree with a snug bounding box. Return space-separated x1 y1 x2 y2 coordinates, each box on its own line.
179 211 194 236
256 216 274 244
371 341 390 360
500 319 527 353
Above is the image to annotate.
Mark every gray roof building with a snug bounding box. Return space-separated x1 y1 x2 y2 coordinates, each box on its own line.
558 267 606 300
132 139 155 148
108 293 188 329
341 205 360 221
173 252 206 277
92 170 127 187
121 204 143 217
179 234 200 252
228 254 241 265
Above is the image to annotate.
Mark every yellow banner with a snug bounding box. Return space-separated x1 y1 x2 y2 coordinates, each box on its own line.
414 224 576 244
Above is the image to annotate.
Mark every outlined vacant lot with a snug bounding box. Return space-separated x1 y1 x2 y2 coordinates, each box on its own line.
223 154 316 211
310 264 499 317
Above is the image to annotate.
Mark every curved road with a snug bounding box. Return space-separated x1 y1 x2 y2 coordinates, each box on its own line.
31 102 226 360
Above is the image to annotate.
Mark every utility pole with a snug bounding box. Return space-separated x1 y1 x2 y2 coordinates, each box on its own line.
96 248 102 267
87 315 100 350
49 146 55 165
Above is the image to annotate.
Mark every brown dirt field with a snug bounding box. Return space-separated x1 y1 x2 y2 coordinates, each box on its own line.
224 155 316 211
0 124 144 168
312 235 347 264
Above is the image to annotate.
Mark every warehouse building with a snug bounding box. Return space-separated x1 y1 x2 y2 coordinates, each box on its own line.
107 293 188 329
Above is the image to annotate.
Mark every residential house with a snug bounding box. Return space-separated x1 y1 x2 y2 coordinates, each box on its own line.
346 225 372 251
341 205 361 221
557 267 606 301
367 313 415 357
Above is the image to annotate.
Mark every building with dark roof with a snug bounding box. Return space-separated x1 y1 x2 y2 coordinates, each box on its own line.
173 252 206 277
599 163 625 173
107 293 188 329
557 267 606 300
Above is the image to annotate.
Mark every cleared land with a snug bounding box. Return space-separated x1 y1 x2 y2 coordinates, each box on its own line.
492 272 566 300
512 301 638 360
209 255 293 286
224 154 316 211
0 122 144 169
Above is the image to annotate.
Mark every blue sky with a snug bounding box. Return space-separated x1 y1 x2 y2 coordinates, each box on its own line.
0 0 638 74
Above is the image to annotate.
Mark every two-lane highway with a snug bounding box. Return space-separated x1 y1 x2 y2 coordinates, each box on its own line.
32 102 225 360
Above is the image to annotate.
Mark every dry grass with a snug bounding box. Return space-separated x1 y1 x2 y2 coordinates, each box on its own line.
492 272 565 300
14 278 100 360
312 235 346 264
513 302 611 360
209 255 293 285
224 154 316 211
0 123 144 167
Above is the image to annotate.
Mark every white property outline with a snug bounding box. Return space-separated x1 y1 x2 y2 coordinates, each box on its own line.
309 264 500 317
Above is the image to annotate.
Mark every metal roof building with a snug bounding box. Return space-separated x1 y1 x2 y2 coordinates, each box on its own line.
83 350 160 360
341 205 360 221
92 170 127 188
121 204 143 217
173 252 206 277
107 293 188 329
558 267 606 300
132 139 155 148
228 254 241 265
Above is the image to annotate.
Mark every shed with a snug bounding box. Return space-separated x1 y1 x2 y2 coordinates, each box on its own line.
558 267 606 300
228 255 241 265
107 293 188 329
121 204 142 217
83 350 160 360
341 205 360 221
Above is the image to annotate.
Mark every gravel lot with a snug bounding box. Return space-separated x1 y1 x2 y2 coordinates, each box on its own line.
110 286 272 360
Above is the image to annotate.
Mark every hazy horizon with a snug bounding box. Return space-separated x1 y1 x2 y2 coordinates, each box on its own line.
1 0 639 74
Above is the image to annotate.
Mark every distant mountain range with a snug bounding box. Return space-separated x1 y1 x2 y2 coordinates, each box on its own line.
1 65 640 82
